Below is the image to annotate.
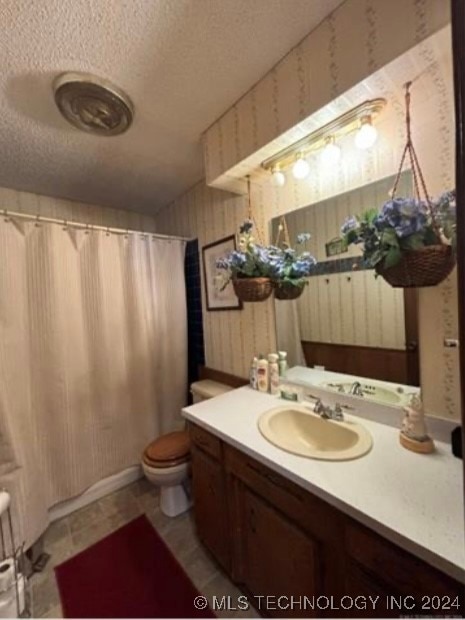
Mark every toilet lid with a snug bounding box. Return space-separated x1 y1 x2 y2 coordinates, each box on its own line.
143 454 189 469
143 431 190 463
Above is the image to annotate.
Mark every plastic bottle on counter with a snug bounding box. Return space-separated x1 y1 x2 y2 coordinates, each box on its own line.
249 357 258 390
257 355 269 393
268 353 280 395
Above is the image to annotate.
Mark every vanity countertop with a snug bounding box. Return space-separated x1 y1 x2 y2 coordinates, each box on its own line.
183 386 465 584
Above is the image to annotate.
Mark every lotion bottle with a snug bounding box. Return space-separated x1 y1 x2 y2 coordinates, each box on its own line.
250 357 258 390
257 356 269 393
268 353 280 395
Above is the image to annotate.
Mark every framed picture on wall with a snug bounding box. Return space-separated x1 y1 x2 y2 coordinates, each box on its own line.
202 235 243 311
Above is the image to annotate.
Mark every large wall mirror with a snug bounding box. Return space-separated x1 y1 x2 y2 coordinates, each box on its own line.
271 172 420 395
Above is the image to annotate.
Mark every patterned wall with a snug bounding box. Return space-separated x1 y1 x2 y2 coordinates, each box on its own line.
0 186 158 232
156 15 459 420
203 0 450 193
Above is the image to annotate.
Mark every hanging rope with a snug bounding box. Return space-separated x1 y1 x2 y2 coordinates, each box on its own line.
274 214 291 248
391 81 440 237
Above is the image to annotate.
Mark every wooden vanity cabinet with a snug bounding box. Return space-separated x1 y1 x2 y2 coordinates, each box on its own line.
188 423 464 618
189 426 231 572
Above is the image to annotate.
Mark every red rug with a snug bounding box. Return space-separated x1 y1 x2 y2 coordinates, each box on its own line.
55 514 215 618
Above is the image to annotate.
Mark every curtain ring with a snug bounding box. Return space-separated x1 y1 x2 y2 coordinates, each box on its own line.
124 228 129 239
63 219 68 231
3 209 9 222
85 223 90 235
35 214 41 227
106 227 110 237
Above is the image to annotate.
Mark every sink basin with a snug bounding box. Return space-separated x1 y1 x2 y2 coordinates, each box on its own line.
320 381 403 405
258 406 373 461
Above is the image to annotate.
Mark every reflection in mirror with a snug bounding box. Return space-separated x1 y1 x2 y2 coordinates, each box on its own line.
272 172 420 407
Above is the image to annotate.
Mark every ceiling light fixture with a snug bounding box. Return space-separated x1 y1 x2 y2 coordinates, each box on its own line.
262 98 386 182
355 115 378 149
271 165 286 187
321 136 341 165
53 72 134 136
292 155 310 180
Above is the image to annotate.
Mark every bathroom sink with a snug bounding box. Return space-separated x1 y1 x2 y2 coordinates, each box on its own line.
258 406 372 461
320 381 403 405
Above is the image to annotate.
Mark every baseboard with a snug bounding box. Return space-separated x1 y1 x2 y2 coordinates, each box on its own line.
49 465 143 522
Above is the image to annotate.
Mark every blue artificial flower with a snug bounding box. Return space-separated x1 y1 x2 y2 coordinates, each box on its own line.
341 216 358 235
283 248 296 260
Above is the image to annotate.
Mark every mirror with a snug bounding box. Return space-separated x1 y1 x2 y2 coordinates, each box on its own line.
271 172 420 405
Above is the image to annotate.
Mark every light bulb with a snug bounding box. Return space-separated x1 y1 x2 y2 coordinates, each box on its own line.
271 168 286 187
292 156 310 180
355 116 378 149
321 138 341 165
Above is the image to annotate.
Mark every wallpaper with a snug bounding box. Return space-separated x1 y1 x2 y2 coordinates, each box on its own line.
203 0 450 193
0 186 158 232
156 7 458 421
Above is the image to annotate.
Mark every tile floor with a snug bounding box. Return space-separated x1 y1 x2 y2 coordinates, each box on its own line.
31 479 257 618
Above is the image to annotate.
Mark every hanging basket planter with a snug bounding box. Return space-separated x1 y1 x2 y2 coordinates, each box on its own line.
273 281 305 300
232 277 273 302
341 81 456 290
376 244 455 288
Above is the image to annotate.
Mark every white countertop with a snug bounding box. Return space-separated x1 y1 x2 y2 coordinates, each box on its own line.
183 386 465 584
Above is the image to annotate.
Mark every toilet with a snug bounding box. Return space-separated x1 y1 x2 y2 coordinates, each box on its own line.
141 379 232 517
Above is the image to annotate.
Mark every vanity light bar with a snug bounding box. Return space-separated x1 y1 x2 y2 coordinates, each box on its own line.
261 98 387 172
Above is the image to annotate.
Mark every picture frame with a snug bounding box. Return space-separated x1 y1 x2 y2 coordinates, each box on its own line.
202 235 243 311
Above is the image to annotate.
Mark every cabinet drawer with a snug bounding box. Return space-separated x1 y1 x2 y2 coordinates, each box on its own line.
189 423 221 459
345 522 463 602
225 444 340 544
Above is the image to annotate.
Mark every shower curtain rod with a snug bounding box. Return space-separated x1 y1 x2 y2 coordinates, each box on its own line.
1 208 192 242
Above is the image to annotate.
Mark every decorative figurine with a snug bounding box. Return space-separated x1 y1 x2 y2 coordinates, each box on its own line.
400 394 435 454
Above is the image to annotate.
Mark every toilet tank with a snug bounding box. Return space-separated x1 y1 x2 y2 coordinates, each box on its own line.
190 380 232 403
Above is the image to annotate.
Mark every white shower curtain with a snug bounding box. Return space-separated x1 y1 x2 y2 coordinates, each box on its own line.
274 299 306 368
0 217 187 546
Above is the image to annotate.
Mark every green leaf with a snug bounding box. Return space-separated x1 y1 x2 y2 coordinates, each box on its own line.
346 230 359 245
360 208 378 225
400 232 425 251
423 227 440 246
383 245 402 269
380 229 399 248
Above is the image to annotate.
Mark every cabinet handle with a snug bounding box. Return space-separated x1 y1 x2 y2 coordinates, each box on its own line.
246 462 304 503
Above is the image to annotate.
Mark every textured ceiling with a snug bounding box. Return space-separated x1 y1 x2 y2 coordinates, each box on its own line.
0 0 344 213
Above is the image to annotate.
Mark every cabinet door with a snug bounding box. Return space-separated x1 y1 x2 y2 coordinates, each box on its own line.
242 488 320 618
190 445 230 571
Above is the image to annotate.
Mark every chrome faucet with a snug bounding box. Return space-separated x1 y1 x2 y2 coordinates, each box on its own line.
349 381 364 397
307 396 345 421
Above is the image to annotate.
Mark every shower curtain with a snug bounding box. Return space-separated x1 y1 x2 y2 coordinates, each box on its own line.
0 216 187 546
274 298 306 368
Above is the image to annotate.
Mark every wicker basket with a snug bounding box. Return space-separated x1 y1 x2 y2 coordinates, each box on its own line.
273 282 305 300
375 244 455 288
232 277 273 302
